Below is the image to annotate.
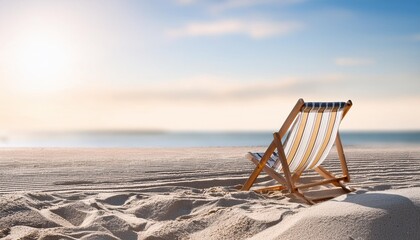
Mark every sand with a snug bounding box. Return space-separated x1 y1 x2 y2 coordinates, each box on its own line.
0 146 420 239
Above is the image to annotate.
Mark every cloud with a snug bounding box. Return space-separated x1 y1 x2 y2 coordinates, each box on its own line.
173 0 304 10
210 0 304 12
4 73 420 132
334 57 375 67
174 0 196 5
167 19 301 39
104 74 344 103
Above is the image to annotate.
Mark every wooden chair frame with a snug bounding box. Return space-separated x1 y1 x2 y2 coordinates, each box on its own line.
241 99 353 204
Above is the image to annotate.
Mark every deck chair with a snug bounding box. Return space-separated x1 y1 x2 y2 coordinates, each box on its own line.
241 99 353 204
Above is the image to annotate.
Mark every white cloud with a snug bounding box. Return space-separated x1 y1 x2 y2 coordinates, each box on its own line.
210 0 304 12
167 19 301 39
173 0 304 10
174 0 196 5
102 74 344 103
4 73 420 132
0 74 339 131
334 57 375 67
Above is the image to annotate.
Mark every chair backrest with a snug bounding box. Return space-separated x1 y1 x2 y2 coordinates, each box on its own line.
273 101 349 173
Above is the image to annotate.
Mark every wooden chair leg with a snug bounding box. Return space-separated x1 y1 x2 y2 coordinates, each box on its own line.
242 166 264 191
273 132 295 192
335 132 350 182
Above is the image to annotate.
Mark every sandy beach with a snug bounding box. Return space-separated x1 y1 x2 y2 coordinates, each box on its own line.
1 0 419 239
1 145 420 239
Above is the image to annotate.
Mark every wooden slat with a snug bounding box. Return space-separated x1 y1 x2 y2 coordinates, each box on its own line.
296 176 347 189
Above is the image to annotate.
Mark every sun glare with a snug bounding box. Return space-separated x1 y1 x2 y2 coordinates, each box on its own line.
11 32 76 93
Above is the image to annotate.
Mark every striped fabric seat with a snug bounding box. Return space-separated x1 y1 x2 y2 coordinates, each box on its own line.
248 152 279 168
248 101 346 173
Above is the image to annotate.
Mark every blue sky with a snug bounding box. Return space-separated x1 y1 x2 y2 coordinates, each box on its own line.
0 0 419 132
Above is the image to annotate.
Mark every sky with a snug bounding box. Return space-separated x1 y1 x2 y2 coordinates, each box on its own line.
0 0 419 132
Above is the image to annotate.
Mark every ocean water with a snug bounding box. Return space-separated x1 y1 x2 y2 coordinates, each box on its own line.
1 131 420 148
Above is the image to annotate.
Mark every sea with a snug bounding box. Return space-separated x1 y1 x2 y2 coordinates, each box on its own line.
1 131 420 148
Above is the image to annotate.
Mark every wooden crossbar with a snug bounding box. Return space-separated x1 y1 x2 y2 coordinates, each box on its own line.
295 176 347 190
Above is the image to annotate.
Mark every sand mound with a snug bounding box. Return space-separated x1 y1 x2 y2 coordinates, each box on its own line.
0 187 303 240
2 187 419 239
251 187 420 240
0 195 60 229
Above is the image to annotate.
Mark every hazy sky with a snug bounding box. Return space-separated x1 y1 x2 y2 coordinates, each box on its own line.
0 0 419 132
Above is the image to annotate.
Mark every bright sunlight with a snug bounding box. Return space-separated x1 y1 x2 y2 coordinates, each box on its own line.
11 31 76 93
